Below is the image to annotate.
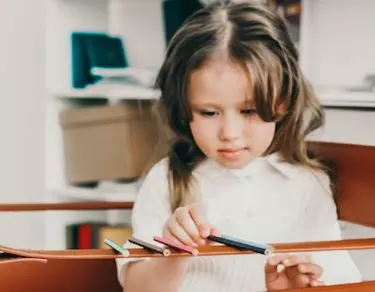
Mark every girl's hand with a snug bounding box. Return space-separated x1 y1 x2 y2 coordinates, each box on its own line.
163 203 218 247
265 253 325 291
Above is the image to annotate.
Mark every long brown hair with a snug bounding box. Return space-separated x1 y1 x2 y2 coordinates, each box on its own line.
154 1 324 211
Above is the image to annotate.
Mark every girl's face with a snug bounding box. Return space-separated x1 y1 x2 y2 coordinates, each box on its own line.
188 60 276 169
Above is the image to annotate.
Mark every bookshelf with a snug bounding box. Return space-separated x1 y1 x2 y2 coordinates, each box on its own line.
44 0 375 250
51 183 138 202
45 0 166 250
315 89 375 109
51 86 161 101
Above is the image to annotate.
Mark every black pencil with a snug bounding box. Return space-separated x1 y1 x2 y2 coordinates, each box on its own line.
128 236 171 256
207 235 273 255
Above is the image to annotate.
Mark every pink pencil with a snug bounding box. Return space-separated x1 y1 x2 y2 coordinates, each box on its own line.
153 236 199 256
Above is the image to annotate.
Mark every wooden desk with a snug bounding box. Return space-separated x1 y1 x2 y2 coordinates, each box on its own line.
0 141 374 292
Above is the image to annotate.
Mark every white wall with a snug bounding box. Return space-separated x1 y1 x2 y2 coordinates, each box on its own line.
45 0 166 93
108 0 166 68
309 108 375 146
0 0 46 248
299 0 375 147
46 0 109 93
302 0 375 87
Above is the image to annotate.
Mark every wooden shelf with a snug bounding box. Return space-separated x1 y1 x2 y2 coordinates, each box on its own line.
317 89 375 108
51 85 160 101
0 201 134 212
50 182 138 203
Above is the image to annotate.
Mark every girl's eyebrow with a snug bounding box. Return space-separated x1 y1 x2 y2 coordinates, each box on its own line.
245 102 256 108
190 102 221 109
190 101 256 109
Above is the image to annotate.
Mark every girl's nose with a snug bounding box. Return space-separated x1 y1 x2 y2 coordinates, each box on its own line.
219 115 242 142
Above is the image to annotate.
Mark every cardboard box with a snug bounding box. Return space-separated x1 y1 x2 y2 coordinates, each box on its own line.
98 225 133 249
59 101 168 185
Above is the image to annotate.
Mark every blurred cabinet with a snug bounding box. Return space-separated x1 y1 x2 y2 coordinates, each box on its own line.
45 0 167 250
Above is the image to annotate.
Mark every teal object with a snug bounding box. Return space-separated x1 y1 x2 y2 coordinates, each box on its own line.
104 238 129 257
71 32 128 89
162 0 203 45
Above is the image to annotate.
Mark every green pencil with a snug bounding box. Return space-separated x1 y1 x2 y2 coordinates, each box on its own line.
104 238 130 257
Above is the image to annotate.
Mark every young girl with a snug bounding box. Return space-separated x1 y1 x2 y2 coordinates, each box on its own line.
116 1 362 291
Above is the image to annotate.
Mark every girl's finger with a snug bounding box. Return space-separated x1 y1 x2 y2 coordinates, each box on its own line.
282 254 311 267
285 267 311 288
163 228 183 244
265 255 285 282
189 204 211 238
297 263 323 279
166 217 197 247
311 280 325 287
210 227 221 237
264 262 280 283
267 254 288 267
293 274 311 287
285 266 301 280
175 207 201 244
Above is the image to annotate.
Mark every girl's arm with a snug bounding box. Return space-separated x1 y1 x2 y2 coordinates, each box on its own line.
293 170 362 285
116 158 187 291
122 258 188 292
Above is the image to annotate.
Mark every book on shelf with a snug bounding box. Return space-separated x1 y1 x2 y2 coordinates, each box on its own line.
65 221 132 249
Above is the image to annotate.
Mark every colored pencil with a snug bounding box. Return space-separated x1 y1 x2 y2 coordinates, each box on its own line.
128 236 171 256
207 235 273 255
153 236 199 256
221 235 272 251
104 238 130 257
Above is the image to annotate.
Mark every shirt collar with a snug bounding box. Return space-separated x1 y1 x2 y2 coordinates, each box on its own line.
193 152 298 180
265 152 299 179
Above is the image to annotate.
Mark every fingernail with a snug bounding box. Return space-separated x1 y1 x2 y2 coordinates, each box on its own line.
311 280 318 287
268 258 277 265
299 264 305 272
211 229 221 236
202 229 210 237
283 259 290 266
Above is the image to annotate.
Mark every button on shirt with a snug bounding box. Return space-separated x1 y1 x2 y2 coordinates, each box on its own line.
116 153 362 291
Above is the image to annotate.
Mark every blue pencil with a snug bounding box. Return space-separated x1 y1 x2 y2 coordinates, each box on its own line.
221 235 271 250
208 235 273 255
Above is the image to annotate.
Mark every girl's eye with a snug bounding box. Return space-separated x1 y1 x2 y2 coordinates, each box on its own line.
200 110 218 117
241 108 256 115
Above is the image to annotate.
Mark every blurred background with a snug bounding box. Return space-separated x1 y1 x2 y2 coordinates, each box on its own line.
0 0 374 281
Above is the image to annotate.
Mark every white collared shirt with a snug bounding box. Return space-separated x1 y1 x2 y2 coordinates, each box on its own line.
116 153 362 291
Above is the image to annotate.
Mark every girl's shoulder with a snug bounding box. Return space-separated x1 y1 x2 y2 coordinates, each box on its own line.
142 156 170 181
133 157 171 211
136 156 170 194
267 153 328 178
266 153 331 194
289 163 332 200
